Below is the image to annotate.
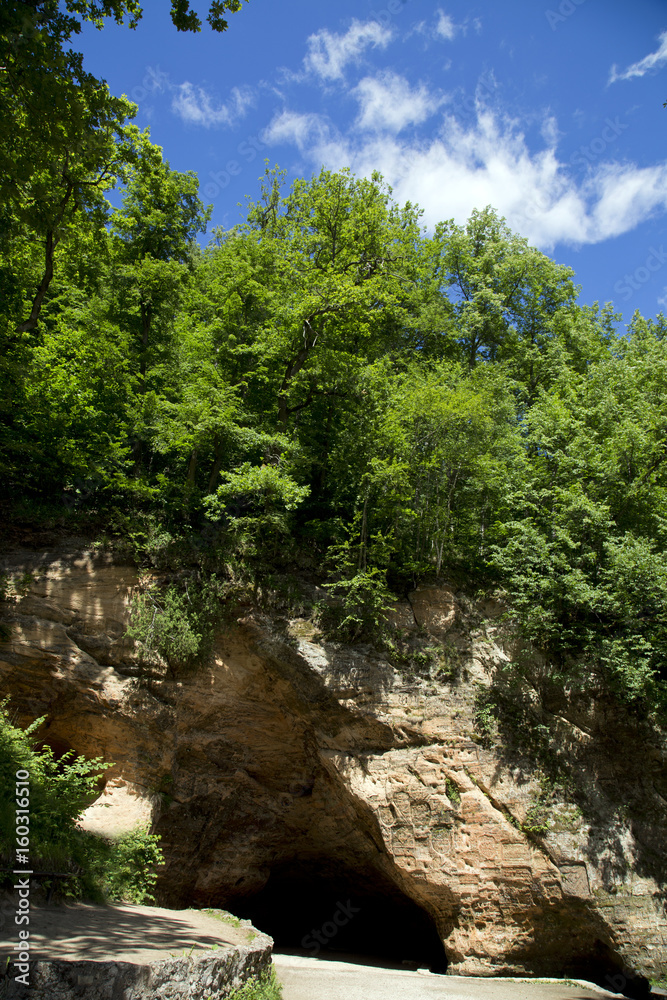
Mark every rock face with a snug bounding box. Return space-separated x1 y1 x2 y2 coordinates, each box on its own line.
0 542 665 989
0 891 271 998
1 907 272 1000
6 950 270 1000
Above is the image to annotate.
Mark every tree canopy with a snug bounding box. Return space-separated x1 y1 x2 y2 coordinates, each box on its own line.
2 1 248 39
3 5 667 726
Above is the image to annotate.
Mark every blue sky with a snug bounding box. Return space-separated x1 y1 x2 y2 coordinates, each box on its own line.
78 0 667 326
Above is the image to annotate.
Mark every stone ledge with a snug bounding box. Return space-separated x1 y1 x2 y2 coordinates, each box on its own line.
1 936 273 999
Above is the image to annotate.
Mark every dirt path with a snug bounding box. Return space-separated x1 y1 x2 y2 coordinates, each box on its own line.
272 955 624 1000
0 902 252 964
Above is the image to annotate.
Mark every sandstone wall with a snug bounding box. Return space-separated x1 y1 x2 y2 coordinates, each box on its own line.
0 544 664 986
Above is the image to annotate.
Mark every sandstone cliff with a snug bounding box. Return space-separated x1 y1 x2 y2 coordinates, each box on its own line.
0 541 665 990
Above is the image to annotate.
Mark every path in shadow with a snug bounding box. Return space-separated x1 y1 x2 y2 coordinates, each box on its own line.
0 902 246 963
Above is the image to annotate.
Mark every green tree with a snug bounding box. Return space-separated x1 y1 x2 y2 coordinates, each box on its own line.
492 319 667 712
166 0 249 32
0 210 135 494
229 166 424 429
108 139 211 473
17 314 134 492
204 462 310 587
0 702 109 894
0 702 163 902
111 137 211 384
430 207 577 397
150 328 240 492
2 0 247 42
329 360 525 582
1 5 139 336
0 0 245 337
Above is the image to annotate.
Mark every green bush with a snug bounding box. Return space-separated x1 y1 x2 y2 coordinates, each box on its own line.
126 576 223 673
445 778 461 807
0 703 163 902
96 827 164 904
319 568 394 644
225 968 283 1000
204 463 311 589
0 702 110 886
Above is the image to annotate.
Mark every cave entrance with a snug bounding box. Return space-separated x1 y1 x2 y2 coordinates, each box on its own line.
231 858 448 973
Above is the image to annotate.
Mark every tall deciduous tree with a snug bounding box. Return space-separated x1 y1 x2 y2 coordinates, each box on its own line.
110 137 211 386
211 167 424 430
1 7 137 335
1 0 248 337
431 207 577 394
491 320 667 709
109 138 210 472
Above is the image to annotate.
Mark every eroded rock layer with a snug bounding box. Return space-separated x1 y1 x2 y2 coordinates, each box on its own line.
0 543 665 986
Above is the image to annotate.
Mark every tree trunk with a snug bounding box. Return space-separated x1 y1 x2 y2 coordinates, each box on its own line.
207 437 225 493
139 302 152 385
187 449 198 487
16 177 76 334
132 438 143 476
278 339 312 428
358 494 368 572
16 230 57 333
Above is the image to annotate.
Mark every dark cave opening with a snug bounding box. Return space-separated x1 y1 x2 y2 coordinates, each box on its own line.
231 859 449 973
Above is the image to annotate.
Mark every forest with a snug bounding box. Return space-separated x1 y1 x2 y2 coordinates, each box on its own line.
3 0 667 725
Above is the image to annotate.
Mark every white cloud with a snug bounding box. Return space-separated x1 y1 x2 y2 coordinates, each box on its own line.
263 109 332 151
540 115 559 146
124 69 255 129
354 72 445 133
171 84 254 128
609 31 667 83
413 11 461 42
435 11 456 41
265 102 667 250
304 19 393 81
